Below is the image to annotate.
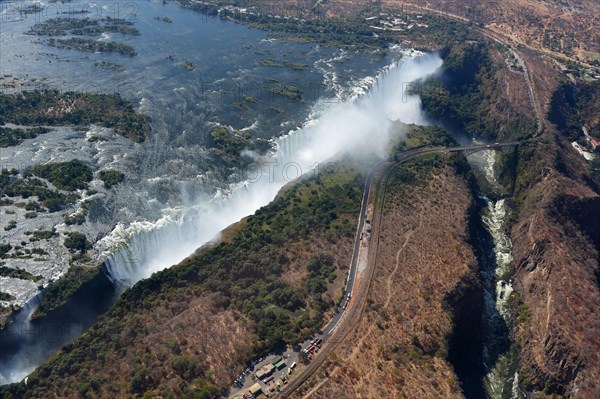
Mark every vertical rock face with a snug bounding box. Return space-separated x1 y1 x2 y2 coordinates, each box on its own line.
445 266 485 399
511 136 600 397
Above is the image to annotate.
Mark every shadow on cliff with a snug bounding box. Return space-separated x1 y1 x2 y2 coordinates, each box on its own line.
444 162 516 399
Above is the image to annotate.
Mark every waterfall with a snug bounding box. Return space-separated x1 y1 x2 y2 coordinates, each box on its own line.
103 53 444 285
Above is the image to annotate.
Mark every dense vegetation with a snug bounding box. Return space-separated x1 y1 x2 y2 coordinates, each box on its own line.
306 253 337 301
63 232 92 254
395 124 456 152
26 17 140 37
2 177 78 213
548 80 600 191
0 164 363 398
259 58 309 70
0 291 16 301
64 211 86 226
0 168 18 190
154 16 173 24
33 160 93 191
32 265 102 320
94 61 125 72
0 126 51 147
0 266 43 282
99 170 125 189
549 80 600 142
26 17 139 56
416 43 537 141
180 0 389 51
0 90 150 142
48 37 137 56
180 1 472 52
267 83 304 102
209 126 272 163
26 228 58 242
0 244 12 258
393 14 470 49
209 126 250 159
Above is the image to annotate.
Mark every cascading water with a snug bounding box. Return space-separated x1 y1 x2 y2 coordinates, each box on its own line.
0 0 447 385
0 45 443 386
474 150 524 399
104 53 444 285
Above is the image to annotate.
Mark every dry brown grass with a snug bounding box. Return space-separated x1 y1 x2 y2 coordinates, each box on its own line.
237 0 599 63
511 137 600 397
289 159 478 399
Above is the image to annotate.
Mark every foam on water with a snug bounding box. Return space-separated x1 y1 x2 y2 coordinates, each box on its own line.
476 151 524 399
104 53 444 285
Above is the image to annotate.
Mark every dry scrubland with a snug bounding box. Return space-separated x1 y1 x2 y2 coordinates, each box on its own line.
223 0 599 63
508 120 600 397
289 155 479 398
1 166 363 398
3 1 600 398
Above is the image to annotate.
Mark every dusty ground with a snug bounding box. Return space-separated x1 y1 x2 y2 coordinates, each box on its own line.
229 0 599 64
382 0 600 63
288 156 480 399
510 131 600 397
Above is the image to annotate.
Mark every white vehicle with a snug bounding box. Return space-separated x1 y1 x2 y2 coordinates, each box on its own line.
290 362 297 369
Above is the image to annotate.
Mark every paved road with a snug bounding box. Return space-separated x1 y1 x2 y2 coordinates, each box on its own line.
228 143 520 399
274 142 519 398
401 3 544 137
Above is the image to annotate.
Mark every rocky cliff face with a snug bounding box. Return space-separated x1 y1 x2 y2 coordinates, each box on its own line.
510 131 600 397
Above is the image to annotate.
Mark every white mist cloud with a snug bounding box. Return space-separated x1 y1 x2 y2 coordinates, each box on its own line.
104 53 443 284
281 53 442 164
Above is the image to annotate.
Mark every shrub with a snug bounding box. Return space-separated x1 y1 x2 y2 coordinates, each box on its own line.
99 170 125 189
63 232 92 253
33 160 93 191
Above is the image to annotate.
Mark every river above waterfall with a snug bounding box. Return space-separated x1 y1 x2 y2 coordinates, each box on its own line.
0 0 399 309
1 0 445 384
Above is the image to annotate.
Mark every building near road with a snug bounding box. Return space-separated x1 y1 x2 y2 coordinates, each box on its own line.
271 357 283 366
249 383 262 396
255 364 274 380
274 359 287 370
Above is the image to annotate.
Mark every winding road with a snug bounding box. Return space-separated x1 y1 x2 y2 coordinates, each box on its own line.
274 141 519 398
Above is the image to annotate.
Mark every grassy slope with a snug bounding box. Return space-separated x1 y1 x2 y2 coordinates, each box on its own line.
1 163 363 399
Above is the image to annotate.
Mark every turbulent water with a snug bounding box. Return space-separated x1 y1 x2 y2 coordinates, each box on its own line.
106 52 442 284
0 0 444 384
469 150 524 399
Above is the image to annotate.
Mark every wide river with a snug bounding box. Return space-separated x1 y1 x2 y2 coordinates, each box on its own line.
1 0 442 384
